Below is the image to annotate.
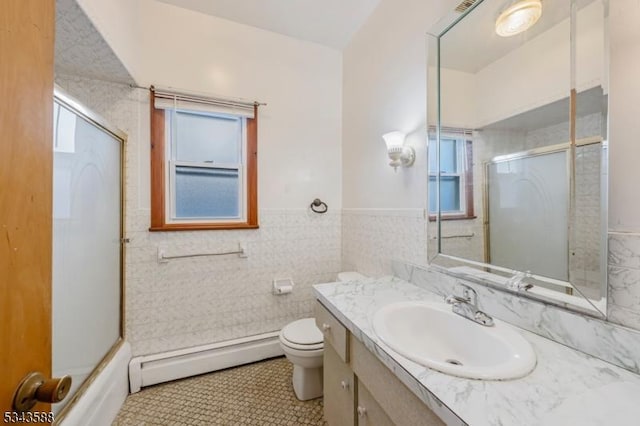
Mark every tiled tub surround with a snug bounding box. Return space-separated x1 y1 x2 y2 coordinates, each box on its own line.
392 261 640 375
314 277 640 426
342 209 427 277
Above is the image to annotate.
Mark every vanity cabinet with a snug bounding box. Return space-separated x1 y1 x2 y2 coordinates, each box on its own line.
316 302 445 426
323 342 355 426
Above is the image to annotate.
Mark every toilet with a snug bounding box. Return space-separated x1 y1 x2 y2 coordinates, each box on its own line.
279 271 367 400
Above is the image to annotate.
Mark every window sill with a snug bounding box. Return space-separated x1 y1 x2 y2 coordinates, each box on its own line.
428 215 477 222
149 223 259 232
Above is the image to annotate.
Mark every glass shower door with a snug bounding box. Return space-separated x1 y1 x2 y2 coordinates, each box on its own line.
488 150 569 281
52 93 123 414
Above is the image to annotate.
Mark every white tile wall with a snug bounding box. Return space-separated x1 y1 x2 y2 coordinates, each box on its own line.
56 0 135 84
125 208 341 355
55 76 342 356
342 209 427 277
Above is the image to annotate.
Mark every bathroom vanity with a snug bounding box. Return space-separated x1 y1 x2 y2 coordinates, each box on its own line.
316 301 444 426
314 277 640 426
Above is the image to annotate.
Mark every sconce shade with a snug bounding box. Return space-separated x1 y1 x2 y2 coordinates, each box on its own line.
382 131 415 170
495 0 542 37
382 131 406 150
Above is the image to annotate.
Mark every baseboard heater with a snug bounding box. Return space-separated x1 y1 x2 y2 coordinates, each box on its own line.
128 331 283 393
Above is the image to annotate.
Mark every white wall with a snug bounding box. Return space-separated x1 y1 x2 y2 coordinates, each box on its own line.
340 0 460 277
126 2 342 355
609 0 640 232
134 0 343 210
62 0 344 356
342 0 461 209
75 0 141 79
78 0 343 210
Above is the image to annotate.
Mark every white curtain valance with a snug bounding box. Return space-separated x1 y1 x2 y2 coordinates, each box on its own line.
153 89 256 119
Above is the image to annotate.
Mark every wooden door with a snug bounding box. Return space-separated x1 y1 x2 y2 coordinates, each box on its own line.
0 0 55 417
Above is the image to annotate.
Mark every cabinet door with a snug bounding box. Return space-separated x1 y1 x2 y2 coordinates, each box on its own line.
324 343 355 426
356 381 394 426
316 302 349 362
351 335 445 426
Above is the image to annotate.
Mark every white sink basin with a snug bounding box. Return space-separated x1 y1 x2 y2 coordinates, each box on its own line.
372 301 536 380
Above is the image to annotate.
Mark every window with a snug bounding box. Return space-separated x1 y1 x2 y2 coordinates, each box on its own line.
428 133 474 220
150 89 258 231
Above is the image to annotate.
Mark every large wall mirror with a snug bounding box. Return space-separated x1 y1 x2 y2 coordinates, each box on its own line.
427 0 609 317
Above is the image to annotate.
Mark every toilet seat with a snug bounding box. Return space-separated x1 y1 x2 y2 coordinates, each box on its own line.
279 318 323 351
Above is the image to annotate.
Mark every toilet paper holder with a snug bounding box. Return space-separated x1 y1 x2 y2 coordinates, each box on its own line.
273 278 294 295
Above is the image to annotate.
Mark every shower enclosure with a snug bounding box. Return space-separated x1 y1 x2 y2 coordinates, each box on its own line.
52 88 125 417
486 148 569 282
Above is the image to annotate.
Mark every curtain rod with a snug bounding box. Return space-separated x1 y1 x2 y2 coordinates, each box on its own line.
130 84 267 107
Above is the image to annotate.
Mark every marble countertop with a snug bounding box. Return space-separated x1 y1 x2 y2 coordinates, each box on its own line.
313 277 640 426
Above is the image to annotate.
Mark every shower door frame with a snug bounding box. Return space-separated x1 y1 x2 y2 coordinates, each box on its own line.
52 86 127 423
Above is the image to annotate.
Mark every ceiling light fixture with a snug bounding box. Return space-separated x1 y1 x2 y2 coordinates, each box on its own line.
495 0 542 37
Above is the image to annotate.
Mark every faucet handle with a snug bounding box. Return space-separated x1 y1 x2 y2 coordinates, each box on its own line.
458 283 477 304
445 294 466 305
446 283 477 305
474 310 495 326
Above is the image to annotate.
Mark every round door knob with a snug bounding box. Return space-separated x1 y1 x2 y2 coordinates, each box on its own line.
12 372 72 412
321 323 331 332
357 406 367 417
340 380 349 390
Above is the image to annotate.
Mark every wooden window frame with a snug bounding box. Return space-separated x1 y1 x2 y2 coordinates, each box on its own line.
428 139 476 222
149 90 258 231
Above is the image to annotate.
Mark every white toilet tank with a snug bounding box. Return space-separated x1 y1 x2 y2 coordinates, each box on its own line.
337 271 366 282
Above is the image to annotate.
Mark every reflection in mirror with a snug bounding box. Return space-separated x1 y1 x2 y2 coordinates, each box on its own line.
427 0 608 316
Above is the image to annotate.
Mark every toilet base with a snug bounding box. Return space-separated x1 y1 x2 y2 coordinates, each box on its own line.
292 364 323 401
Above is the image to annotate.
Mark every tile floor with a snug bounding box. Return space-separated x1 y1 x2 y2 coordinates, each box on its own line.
113 357 326 425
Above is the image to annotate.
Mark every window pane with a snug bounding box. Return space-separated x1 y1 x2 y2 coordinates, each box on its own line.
430 175 461 213
440 139 458 173
429 177 437 212
175 166 239 218
174 111 241 163
440 176 461 211
428 141 437 173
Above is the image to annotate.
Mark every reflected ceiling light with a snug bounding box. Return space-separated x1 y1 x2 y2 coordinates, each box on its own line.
382 131 415 171
495 0 542 37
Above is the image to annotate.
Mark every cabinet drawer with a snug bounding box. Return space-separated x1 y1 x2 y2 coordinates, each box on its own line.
315 301 349 362
356 381 394 426
324 342 355 426
351 335 445 426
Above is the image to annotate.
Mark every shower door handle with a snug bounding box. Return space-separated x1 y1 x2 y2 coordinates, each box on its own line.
12 372 72 412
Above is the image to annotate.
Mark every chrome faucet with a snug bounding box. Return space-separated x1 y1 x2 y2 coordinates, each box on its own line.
445 283 494 327
505 270 533 291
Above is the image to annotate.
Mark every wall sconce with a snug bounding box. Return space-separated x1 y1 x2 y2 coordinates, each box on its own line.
382 131 415 171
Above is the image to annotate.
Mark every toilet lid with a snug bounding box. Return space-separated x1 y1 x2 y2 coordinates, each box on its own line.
281 318 323 345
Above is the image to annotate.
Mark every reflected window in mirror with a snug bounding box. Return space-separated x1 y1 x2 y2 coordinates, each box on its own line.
428 129 475 221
